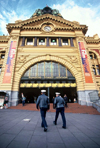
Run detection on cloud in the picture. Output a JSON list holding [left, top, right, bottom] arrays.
[[52, 0, 100, 37], [0, 10, 29, 35], [0, 20, 8, 35]]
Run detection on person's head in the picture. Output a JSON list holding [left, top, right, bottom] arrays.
[[55, 92, 60, 97], [41, 90, 46, 94]]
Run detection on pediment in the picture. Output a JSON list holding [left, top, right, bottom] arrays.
[[7, 14, 88, 34]]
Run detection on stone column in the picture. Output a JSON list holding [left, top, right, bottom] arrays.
[[21, 37, 25, 46], [46, 37, 49, 46], [58, 37, 62, 46], [34, 37, 37, 46], [70, 37, 74, 47]]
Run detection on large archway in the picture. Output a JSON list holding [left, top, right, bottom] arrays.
[[19, 61, 77, 103], [12, 55, 83, 106]]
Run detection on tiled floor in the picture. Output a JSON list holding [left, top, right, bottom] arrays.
[[0, 109, 100, 148]]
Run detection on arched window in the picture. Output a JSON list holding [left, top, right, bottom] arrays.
[[22, 61, 75, 79], [89, 52, 100, 75]]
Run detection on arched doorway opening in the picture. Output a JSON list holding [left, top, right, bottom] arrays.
[[19, 61, 77, 103]]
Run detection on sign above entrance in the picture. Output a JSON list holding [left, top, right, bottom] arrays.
[[78, 42, 93, 83], [20, 83, 76, 88]]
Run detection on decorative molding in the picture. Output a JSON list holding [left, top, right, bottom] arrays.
[[7, 14, 87, 34], [46, 54, 51, 61], [18, 48, 24, 52], [11, 35, 19, 40], [77, 37, 84, 42], [17, 55, 29, 63], [66, 55, 78, 63]]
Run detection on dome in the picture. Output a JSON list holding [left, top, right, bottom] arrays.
[[42, 7, 52, 14], [31, 6, 63, 18]]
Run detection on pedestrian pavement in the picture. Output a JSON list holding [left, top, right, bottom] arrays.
[[0, 109, 100, 148]]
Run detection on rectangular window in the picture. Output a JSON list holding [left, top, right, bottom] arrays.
[[27, 38, 33, 45], [62, 39, 68, 45], [39, 38, 45, 45], [51, 39, 57, 45], [1, 54, 5, 59]]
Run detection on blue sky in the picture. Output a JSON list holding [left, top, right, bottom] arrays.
[[0, 0, 100, 37]]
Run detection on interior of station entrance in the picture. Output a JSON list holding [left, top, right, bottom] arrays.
[[19, 87, 77, 103], [19, 61, 77, 103]]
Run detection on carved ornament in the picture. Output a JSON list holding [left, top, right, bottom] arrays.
[[17, 55, 29, 63], [66, 55, 78, 63]]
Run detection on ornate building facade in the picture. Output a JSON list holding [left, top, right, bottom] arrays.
[[0, 7, 100, 106]]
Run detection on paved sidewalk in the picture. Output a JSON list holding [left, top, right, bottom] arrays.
[[0, 109, 100, 148]]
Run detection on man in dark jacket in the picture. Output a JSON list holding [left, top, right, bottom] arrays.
[[36, 90, 50, 132], [53, 92, 66, 129], [63, 94, 68, 107]]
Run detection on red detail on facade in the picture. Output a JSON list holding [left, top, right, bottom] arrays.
[[92, 49, 100, 55]]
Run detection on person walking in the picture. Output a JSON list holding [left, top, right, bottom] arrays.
[[53, 92, 66, 129], [63, 94, 68, 107], [36, 90, 50, 132], [21, 93, 26, 106], [52, 96, 55, 109]]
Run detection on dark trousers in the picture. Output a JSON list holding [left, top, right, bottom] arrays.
[[55, 107, 66, 127], [40, 108, 48, 128], [22, 100, 25, 106], [65, 102, 68, 107]]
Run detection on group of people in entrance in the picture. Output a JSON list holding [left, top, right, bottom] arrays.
[[36, 90, 66, 132]]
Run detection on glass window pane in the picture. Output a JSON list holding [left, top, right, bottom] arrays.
[[23, 70, 29, 77], [93, 68, 96, 75], [60, 65, 66, 77], [67, 69, 74, 77], [27, 38, 33, 45], [90, 55, 93, 59], [45, 62, 51, 77], [30, 65, 37, 77], [97, 69, 100, 75], [52, 62, 59, 78], [38, 62, 44, 77]]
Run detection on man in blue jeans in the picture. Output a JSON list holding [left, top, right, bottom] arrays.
[[36, 90, 50, 132], [53, 92, 66, 129]]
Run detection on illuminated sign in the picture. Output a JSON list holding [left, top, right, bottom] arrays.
[[78, 42, 93, 83], [20, 83, 76, 88], [3, 41, 17, 83]]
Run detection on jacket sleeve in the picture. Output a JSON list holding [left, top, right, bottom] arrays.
[[36, 96, 40, 109]]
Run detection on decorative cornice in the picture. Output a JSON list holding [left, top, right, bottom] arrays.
[[85, 37, 100, 44], [6, 14, 88, 34], [0, 36, 9, 43]]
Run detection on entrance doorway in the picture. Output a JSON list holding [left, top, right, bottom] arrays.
[[19, 87, 77, 103], [19, 61, 77, 103]]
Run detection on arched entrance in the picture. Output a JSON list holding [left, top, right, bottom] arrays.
[[19, 61, 77, 103]]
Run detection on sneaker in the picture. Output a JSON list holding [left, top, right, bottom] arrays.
[[53, 121, 57, 125]]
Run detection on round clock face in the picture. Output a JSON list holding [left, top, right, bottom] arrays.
[[44, 26, 51, 32]]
